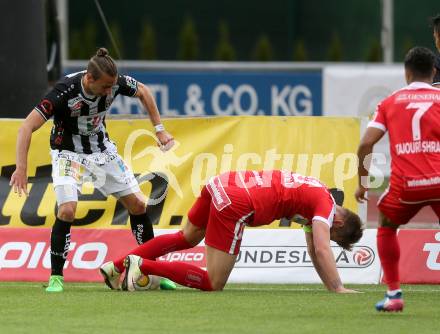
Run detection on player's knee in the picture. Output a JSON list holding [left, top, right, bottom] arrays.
[[57, 205, 76, 222], [207, 274, 227, 291], [209, 279, 226, 291], [182, 223, 205, 246], [128, 199, 146, 215]]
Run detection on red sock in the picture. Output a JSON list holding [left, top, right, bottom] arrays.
[[377, 227, 400, 290], [113, 231, 192, 273], [140, 258, 213, 291]]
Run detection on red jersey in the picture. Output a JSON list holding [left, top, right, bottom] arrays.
[[369, 82, 440, 201], [216, 170, 336, 227]]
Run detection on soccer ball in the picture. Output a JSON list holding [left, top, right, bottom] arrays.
[[133, 274, 160, 291]]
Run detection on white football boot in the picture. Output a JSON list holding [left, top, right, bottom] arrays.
[[99, 261, 121, 290], [122, 255, 143, 292]]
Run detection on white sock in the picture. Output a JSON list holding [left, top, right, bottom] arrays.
[[387, 289, 402, 296]]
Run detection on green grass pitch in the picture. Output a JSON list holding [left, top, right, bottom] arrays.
[[1, 283, 439, 334]]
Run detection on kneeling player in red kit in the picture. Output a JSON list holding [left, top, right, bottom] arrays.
[[101, 170, 363, 292]]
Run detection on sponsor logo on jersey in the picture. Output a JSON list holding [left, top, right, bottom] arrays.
[[67, 96, 83, 116], [207, 176, 232, 211], [125, 75, 138, 91]]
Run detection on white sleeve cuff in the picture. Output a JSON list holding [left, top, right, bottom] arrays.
[[367, 121, 386, 132], [312, 216, 331, 228], [34, 107, 49, 121]]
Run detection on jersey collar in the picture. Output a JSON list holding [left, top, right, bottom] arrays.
[[406, 81, 440, 90]]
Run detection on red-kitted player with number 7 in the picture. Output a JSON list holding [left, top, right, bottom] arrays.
[[355, 46, 440, 312]]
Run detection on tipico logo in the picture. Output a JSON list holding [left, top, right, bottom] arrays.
[[353, 247, 375, 267]]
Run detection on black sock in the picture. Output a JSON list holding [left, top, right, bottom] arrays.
[[50, 218, 72, 276], [130, 212, 154, 245]]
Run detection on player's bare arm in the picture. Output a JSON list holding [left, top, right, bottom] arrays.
[[310, 220, 357, 293], [9, 109, 46, 196], [355, 127, 385, 203], [305, 231, 331, 289], [135, 82, 174, 151]]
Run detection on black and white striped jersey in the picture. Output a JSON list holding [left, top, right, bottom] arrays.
[[35, 71, 138, 153]]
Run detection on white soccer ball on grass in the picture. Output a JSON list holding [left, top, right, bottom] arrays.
[[133, 274, 160, 291]]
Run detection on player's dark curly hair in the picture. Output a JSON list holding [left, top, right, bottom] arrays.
[[334, 208, 363, 251], [87, 47, 118, 80], [431, 14, 440, 34], [404, 46, 435, 80]]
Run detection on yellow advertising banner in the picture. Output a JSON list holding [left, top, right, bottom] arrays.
[[0, 116, 360, 229]]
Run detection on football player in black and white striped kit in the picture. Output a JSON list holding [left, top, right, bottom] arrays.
[[9, 48, 175, 292]]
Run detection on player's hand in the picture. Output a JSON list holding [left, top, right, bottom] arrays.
[[335, 287, 361, 293], [354, 186, 368, 203], [156, 131, 175, 152], [9, 168, 29, 197]]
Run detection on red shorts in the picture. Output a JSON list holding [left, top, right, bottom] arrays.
[[188, 177, 254, 255], [377, 185, 440, 225]]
